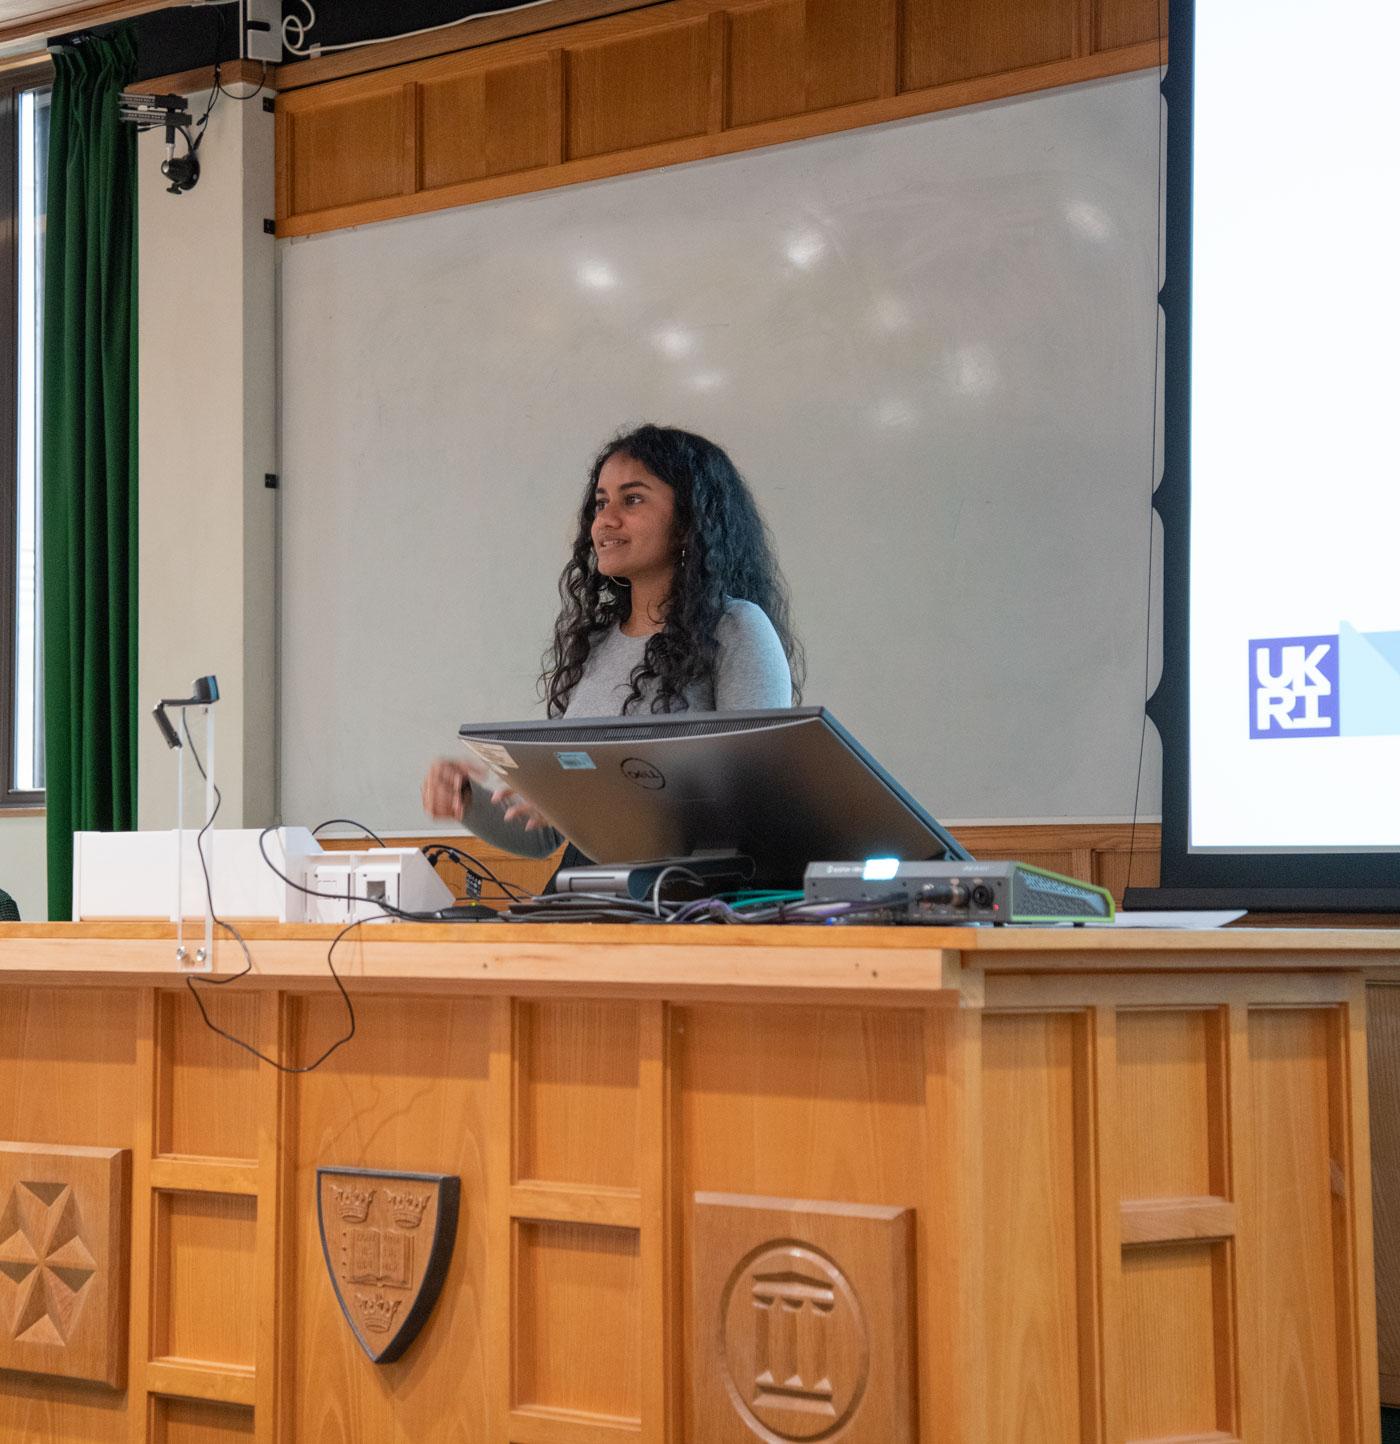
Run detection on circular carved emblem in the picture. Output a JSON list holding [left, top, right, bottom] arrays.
[[718, 1241, 869, 1443], [620, 758, 666, 790]]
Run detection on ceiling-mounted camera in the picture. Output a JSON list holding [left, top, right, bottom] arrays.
[[117, 91, 200, 194]]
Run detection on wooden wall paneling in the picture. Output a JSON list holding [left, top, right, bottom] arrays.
[[980, 1010, 1082, 1443], [287, 992, 494, 1441], [1114, 1006, 1239, 1439], [512, 1218, 643, 1425], [1092, 842, 1161, 905], [563, 13, 713, 159], [152, 1192, 258, 1370], [418, 53, 559, 193], [1116, 1009, 1218, 1201], [899, 0, 1077, 93], [507, 997, 646, 1437], [0, 982, 140, 1437], [677, 1004, 930, 1438], [283, 83, 413, 216], [1331, 980, 1383, 1440], [517, 1000, 640, 1190], [639, 1003, 679, 1442], [151, 1397, 254, 1442], [689, 1193, 916, 1442], [275, 0, 1167, 237], [922, 1003, 986, 1444], [1077, 1006, 1119, 1444], [1094, 0, 1166, 54], [1245, 1007, 1347, 1442], [724, 0, 892, 130], [254, 992, 288, 1444], [487, 997, 514, 1444], [1120, 1242, 1229, 1439], [156, 990, 260, 1163], [1368, 983, 1400, 1404], [129, 989, 158, 1444]]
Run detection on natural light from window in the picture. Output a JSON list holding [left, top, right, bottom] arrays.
[[15, 86, 47, 795]]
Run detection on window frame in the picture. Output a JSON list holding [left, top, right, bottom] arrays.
[[0, 58, 52, 811]]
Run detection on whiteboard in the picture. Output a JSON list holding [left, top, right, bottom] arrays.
[[278, 71, 1163, 835]]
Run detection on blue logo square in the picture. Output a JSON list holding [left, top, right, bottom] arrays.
[[1248, 634, 1339, 738]]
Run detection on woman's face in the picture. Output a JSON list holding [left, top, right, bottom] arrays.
[[591, 452, 679, 580]]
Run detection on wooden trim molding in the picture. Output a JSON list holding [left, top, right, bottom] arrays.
[[274, 0, 1167, 238]]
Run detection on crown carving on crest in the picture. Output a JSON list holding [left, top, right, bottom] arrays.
[[331, 1183, 376, 1223], [355, 1292, 401, 1334], [386, 1190, 429, 1229]]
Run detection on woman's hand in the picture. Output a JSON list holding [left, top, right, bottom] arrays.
[[489, 783, 552, 832], [421, 754, 490, 821]]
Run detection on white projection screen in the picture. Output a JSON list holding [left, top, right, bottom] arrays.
[[1153, 0, 1400, 901]]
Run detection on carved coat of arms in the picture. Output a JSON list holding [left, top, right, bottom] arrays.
[[316, 1167, 459, 1363]]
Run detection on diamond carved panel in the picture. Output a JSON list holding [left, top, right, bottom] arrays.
[[0, 1143, 130, 1387], [692, 1193, 915, 1444]]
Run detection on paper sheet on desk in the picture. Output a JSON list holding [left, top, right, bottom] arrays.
[[1100, 910, 1247, 929]]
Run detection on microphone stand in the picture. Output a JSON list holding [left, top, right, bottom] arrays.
[[153, 676, 219, 971]]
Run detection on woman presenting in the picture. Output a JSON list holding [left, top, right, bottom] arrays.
[[421, 423, 803, 860]]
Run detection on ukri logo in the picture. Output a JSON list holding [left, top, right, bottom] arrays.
[[1249, 634, 1339, 738]]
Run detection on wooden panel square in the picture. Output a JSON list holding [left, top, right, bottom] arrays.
[[1121, 1242, 1233, 1439], [154, 1193, 256, 1369], [0, 1143, 129, 1388], [728, 0, 887, 128], [1117, 1009, 1221, 1200], [1095, 0, 1166, 52], [157, 990, 258, 1162], [288, 87, 408, 216], [565, 19, 711, 160], [0, 989, 139, 1149], [154, 1397, 254, 1442], [1246, 1008, 1345, 1441], [517, 1000, 639, 1189], [420, 55, 556, 191], [513, 1220, 640, 1420], [900, 0, 1075, 91], [691, 1193, 914, 1443], [982, 1011, 1082, 1443]]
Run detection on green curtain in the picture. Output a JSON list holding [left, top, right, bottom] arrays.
[[42, 30, 139, 920]]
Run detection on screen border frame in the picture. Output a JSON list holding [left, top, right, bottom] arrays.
[[1150, 0, 1400, 892]]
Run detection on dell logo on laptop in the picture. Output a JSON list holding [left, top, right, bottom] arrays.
[[621, 758, 666, 790]]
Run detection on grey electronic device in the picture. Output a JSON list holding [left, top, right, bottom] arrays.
[[804, 859, 1115, 925], [457, 707, 971, 890]]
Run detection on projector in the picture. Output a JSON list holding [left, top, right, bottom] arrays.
[[803, 859, 1114, 925]]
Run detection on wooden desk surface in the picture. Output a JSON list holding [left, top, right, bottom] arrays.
[[1, 920, 1398, 999]]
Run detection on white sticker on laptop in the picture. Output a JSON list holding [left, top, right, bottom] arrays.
[[555, 751, 595, 770], [463, 741, 517, 771]]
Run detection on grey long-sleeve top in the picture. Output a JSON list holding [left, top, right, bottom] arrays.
[[459, 599, 792, 858]]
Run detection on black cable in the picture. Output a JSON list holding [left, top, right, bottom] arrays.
[[422, 843, 532, 902], [181, 710, 358, 1073], [312, 817, 389, 847], [1126, 0, 1168, 898]]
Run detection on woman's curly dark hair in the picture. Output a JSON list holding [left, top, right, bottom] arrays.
[[540, 424, 805, 716]]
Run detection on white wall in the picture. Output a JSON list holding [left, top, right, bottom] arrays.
[[278, 72, 1164, 834], [137, 84, 278, 832], [0, 815, 46, 919]]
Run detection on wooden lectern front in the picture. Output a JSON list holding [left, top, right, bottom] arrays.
[[0, 921, 1392, 1442]]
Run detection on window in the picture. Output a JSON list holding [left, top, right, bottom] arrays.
[[0, 70, 48, 808]]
